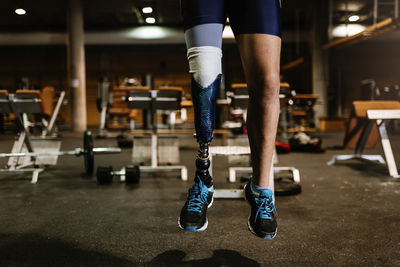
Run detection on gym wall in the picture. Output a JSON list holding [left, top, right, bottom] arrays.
[[1, 40, 397, 126]]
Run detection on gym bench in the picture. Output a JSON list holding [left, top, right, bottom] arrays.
[[328, 101, 400, 178]]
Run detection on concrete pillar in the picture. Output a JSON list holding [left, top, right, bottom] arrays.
[[67, 0, 87, 132], [311, 0, 328, 127]]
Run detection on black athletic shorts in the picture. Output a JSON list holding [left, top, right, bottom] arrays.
[[181, 0, 281, 37]]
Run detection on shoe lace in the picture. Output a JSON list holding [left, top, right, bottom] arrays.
[[255, 195, 277, 222], [187, 182, 208, 213]]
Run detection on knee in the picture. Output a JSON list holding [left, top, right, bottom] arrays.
[[248, 75, 280, 107]]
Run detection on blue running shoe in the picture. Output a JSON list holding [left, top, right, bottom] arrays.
[[178, 177, 213, 232], [244, 181, 277, 239]]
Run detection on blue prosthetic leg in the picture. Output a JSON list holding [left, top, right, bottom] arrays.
[[191, 75, 221, 187]]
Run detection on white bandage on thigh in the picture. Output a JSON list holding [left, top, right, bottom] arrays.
[[187, 46, 222, 88]]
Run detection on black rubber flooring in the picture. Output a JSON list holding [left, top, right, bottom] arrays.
[[0, 130, 399, 266]]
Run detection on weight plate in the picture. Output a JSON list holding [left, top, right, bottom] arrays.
[[274, 178, 301, 196], [125, 165, 140, 184], [84, 130, 94, 175], [97, 166, 113, 184]]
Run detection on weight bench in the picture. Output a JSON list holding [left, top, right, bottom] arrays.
[[328, 101, 400, 178], [0, 89, 66, 183], [107, 85, 151, 133], [13, 89, 66, 137], [158, 86, 185, 129], [0, 90, 45, 182], [127, 89, 188, 181]]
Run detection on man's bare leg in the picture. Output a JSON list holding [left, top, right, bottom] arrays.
[[236, 34, 281, 188], [236, 33, 281, 239]]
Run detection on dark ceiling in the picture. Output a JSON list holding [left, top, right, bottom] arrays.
[[0, 0, 183, 31], [0, 0, 389, 32]]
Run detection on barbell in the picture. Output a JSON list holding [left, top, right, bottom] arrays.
[[0, 131, 121, 175]]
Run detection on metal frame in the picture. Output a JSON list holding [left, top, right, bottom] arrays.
[[328, 109, 400, 178], [1, 92, 121, 183], [1, 93, 43, 182], [128, 90, 188, 181], [374, 0, 399, 25], [42, 91, 66, 137], [228, 166, 300, 184], [208, 146, 300, 199]]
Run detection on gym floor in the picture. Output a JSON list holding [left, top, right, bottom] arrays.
[[0, 131, 399, 266]]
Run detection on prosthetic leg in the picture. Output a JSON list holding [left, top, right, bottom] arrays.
[[178, 74, 221, 232], [192, 75, 221, 188], [178, 23, 223, 232]]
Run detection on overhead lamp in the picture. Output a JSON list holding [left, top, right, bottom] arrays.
[[142, 7, 153, 14], [348, 15, 360, 22], [15, 8, 26, 15], [222, 25, 234, 39], [128, 26, 168, 39], [332, 24, 366, 37], [146, 17, 156, 24]]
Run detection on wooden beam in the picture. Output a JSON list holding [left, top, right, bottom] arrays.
[[281, 57, 305, 71], [322, 18, 395, 50]]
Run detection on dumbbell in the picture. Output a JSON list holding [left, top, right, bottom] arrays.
[[97, 165, 140, 185]]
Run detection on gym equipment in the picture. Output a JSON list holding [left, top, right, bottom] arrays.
[[132, 135, 180, 165], [224, 83, 317, 133], [0, 131, 121, 182], [208, 146, 301, 198], [0, 90, 63, 176], [97, 78, 144, 138], [288, 94, 319, 129], [274, 177, 302, 196], [222, 83, 248, 131], [12, 89, 66, 137], [375, 85, 400, 100], [328, 101, 400, 178], [127, 87, 188, 180], [212, 82, 302, 197], [0, 88, 121, 183], [97, 77, 112, 138], [96, 165, 140, 185], [239, 176, 302, 196]]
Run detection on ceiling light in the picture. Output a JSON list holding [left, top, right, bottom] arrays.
[[332, 24, 366, 37], [15, 8, 26, 15], [128, 26, 168, 39], [222, 25, 234, 39], [348, 15, 360, 22], [142, 7, 153, 14], [146, 17, 156, 24]]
